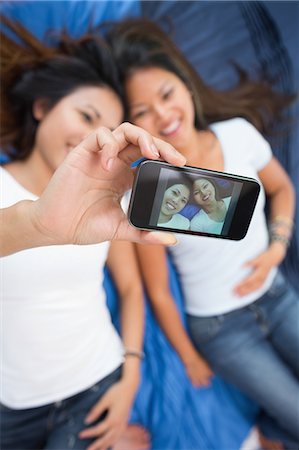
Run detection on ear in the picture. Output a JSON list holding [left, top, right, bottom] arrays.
[[32, 98, 50, 121]]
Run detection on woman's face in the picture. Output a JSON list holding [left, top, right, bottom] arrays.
[[193, 179, 216, 207], [125, 67, 196, 152], [161, 184, 190, 217], [33, 86, 123, 175]]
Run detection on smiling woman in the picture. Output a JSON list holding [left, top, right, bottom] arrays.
[[126, 67, 197, 156], [191, 177, 232, 234], [158, 182, 191, 229], [107, 18, 299, 448], [0, 16, 150, 450]]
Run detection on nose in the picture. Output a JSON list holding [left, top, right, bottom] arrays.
[[153, 102, 169, 120], [77, 124, 95, 143]]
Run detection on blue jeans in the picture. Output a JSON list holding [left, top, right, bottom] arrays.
[[187, 271, 299, 447], [0, 367, 121, 450]]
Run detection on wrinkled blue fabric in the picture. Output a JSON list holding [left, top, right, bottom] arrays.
[[1, 2, 297, 448], [104, 258, 258, 450], [0, 0, 140, 41], [142, 1, 299, 293]]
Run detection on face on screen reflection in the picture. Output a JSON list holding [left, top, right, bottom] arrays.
[[193, 178, 218, 208], [160, 184, 190, 217]]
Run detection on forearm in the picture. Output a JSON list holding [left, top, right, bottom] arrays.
[[120, 288, 144, 387], [269, 181, 295, 224], [151, 293, 199, 366], [268, 181, 295, 255], [0, 200, 50, 256]]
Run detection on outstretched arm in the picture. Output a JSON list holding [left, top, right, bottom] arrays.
[[0, 123, 185, 256], [136, 243, 213, 387]]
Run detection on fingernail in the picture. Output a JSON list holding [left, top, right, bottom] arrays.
[[106, 158, 114, 171], [153, 232, 178, 246], [84, 416, 92, 424], [151, 144, 160, 157]]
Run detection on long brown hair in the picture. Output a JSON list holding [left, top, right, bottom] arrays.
[[106, 18, 296, 134], [0, 15, 124, 161]]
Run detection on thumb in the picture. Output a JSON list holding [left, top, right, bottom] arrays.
[[141, 231, 178, 246], [243, 255, 261, 268], [115, 221, 178, 246]]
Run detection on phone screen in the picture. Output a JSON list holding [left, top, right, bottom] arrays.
[[128, 161, 260, 240]]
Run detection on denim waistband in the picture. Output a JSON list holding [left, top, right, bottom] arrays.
[[189, 271, 285, 323]]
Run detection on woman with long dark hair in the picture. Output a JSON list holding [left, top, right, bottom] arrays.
[[107, 18, 298, 447], [0, 17, 183, 450]]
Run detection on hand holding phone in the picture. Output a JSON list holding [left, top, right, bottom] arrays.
[[128, 161, 260, 240]]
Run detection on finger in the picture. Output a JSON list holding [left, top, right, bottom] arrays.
[[153, 135, 186, 166], [87, 429, 118, 450], [243, 256, 263, 268], [84, 397, 109, 425], [74, 126, 120, 172], [236, 268, 266, 289], [201, 379, 212, 387], [79, 419, 110, 439], [113, 122, 159, 158], [112, 123, 186, 167], [234, 274, 264, 296]]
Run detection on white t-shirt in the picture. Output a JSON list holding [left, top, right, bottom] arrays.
[[158, 213, 190, 230], [0, 167, 124, 408], [169, 118, 277, 316], [190, 197, 231, 234]]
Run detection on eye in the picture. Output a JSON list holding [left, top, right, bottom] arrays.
[[171, 189, 179, 196], [162, 88, 173, 100], [80, 111, 93, 124], [132, 110, 147, 120]]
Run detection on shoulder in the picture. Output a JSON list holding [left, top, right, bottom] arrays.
[[211, 118, 272, 167], [174, 213, 190, 229], [0, 165, 12, 183], [223, 196, 232, 207], [190, 209, 206, 223], [211, 117, 258, 135]]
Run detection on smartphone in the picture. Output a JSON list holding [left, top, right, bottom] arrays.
[[128, 160, 260, 240]]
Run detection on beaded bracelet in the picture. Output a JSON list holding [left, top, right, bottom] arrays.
[[270, 233, 290, 247], [124, 348, 145, 360], [270, 216, 294, 230]]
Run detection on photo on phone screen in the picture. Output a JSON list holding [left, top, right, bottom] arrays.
[[128, 160, 260, 240]]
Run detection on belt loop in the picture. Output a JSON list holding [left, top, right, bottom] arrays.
[[216, 314, 224, 324]]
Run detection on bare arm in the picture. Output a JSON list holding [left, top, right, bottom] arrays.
[[106, 240, 144, 388], [79, 240, 145, 449], [0, 123, 184, 256], [235, 156, 295, 296], [0, 200, 46, 256], [135, 243, 213, 386], [260, 156, 295, 229]]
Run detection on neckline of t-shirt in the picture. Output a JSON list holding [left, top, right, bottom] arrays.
[[1, 166, 38, 200]]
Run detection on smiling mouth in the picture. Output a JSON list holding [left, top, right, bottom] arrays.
[[202, 194, 210, 201], [165, 202, 177, 211], [160, 119, 181, 136]]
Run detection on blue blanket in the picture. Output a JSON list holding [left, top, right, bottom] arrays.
[[1, 2, 297, 448], [104, 257, 258, 450]]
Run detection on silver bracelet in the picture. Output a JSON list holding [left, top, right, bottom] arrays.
[[124, 348, 145, 360], [270, 233, 290, 247]]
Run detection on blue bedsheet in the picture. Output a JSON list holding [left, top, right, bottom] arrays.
[[1, 2, 297, 448], [142, 1, 299, 293], [104, 257, 258, 450]]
